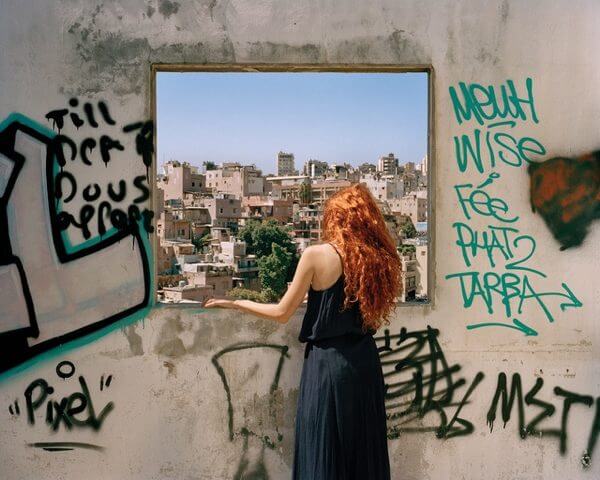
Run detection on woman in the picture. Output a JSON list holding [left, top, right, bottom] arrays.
[[204, 183, 401, 479]]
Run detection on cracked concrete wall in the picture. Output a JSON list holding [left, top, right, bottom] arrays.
[[0, 1, 599, 479]]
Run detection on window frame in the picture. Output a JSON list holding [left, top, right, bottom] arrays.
[[150, 63, 436, 308]]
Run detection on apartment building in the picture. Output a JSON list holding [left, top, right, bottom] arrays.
[[361, 173, 405, 201], [277, 151, 296, 176], [310, 179, 352, 206], [241, 196, 294, 222], [400, 251, 417, 302], [415, 244, 428, 298], [267, 175, 310, 202], [204, 162, 265, 198], [159, 160, 206, 201], [161, 283, 214, 303], [303, 159, 328, 178], [377, 153, 399, 175], [157, 211, 192, 241], [395, 191, 428, 224]]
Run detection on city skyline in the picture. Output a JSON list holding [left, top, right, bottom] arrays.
[[157, 71, 428, 174], [158, 151, 426, 176]]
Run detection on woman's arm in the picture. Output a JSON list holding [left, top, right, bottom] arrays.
[[203, 246, 317, 324]]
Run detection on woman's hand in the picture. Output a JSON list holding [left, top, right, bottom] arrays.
[[203, 298, 237, 309]]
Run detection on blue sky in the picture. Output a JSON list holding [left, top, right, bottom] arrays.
[[156, 71, 428, 175]]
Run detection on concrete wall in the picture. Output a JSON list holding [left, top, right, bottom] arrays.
[[1, 1, 599, 478]]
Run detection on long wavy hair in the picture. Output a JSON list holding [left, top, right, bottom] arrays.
[[321, 182, 402, 332]]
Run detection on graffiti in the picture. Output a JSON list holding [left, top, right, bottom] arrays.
[[376, 326, 484, 439], [45, 100, 153, 174], [45, 99, 154, 247], [45, 99, 115, 133], [487, 372, 600, 467], [449, 78, 539, 127], [453, 179, 519, 224], [445, 79, 582, 336], [376, 326, 599, 466], [528, 150, 600, 250], [449, 78, 544, 173], [100, 373, 113, 391], [26, 441, 104, 452], [122, 120, 154, 177], [8, 361, 113, 452], [212, 342, 289, 479], [0, 106, 152, 375]]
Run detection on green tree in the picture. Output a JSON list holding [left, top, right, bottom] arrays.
[[192, 233, 212, 252], [238, 219, 261, 253], [260, 287, 280, 303], [226, 287, 267, 302], [251, 219, 294, 257], [203, 161, 217, 171], [257, 243, 293, 297], [239, 218, 299, 284], [401, 220, 417, 239]]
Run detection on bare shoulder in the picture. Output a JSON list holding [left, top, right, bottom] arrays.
[[304, 243, 330, 256], [300, 244, 330, 264], [307, 243, 343, 268], [302, 245, 318, 254], [300, 245, 319, 262]]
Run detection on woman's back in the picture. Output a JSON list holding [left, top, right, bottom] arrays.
[[308, 242, 344, 291], [293, 241, 391, 480], [298, 242, 374, 344]]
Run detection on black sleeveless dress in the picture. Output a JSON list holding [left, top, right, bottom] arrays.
[[292, 243, 391, 480]]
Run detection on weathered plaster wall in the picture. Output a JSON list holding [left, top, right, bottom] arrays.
[[1, 1, 599, 479]]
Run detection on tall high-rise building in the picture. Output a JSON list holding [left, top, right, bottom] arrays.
[[277, 151, 296, 176], [377, 153, 399, 175]]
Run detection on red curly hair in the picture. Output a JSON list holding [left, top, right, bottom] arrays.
[[321, 182, 402, 332]]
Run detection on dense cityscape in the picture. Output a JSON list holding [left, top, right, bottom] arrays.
[[156, 152, 429, 304]]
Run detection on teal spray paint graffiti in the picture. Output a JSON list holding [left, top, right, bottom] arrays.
[[445, 78, 582, 336], [0, 106, 155, 381]]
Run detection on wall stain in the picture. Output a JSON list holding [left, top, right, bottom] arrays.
[[65, 21, 235, 96], [475, 47, 500, 66], [123, 324, 144, 356], [158, 0, 180, 19], [208, 0, 217, 21], [245, 41, 325, 63], [445, 24, 456, 65], [148, 309, 282, 359], [500, 0, 510, 25], [163, 360, 176, 376], [65, 10, 433, 97], [388, 29, 427, 63], [328, 30, 429, 63]]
